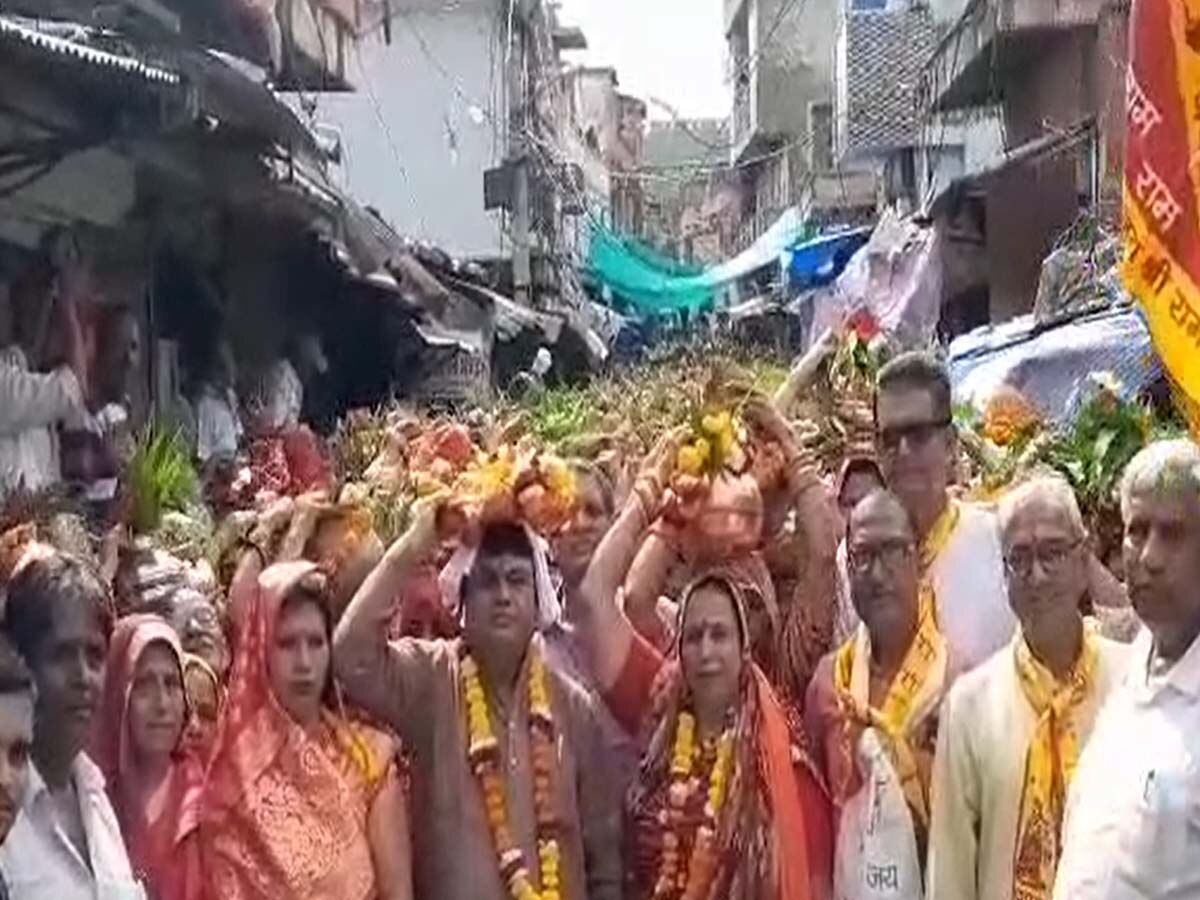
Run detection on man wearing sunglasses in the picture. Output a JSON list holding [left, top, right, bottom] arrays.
[[927, 476, 1129, 900], [868, 351, 1015, 672]]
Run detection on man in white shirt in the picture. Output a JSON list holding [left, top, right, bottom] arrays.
[[0, 637, 34, 900], [868, 352, 1014, 671], [0, 549, 143, 900], [0, 291, 89, 500], [927, 476, 1130, 900], [1053, 439, 1200, 900], [192, 338, 243, 465]]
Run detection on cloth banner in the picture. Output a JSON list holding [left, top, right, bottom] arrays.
[[1122, 0, 1200, 433]]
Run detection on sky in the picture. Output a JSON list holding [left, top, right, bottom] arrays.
[[555, 0, 731, 122]]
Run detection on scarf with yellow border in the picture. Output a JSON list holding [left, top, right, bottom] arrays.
[[1011, 623, 1099, 900]]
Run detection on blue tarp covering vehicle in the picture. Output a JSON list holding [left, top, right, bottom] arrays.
[[949, 304, 1163, 422]]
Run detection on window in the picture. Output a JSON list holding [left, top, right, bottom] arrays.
[[809, 102, 834, 172]]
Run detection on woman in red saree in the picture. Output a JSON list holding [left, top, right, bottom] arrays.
[[92, 614, 204, 900], [200, 560, 413, 900], [579, 432, 834, 900]]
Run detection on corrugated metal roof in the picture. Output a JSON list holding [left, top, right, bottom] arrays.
[[0, 15, 180, 84]]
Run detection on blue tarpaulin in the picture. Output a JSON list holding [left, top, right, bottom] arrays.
[[949, 304, 1162, 422], [784, 227, 872, 289]]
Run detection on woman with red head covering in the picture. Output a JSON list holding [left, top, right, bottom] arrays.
[[579, 432, 835, 900], [92, 614, 204, 900], [200, 561, 412, 900]]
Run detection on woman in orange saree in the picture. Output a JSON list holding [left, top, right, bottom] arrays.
[[200, 561, 413, 900], [579, 433, 835, 900], [91, 614, 204, 900]]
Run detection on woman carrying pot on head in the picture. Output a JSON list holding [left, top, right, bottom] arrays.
[[199, 562, 413, 900], [578, 430, 834, 900]]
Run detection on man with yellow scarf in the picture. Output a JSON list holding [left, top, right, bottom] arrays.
[[926, 476, 1130, 900], [806, 489, 949, 900]]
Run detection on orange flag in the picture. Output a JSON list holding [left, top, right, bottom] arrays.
[[1123, 0, 1200, 433]]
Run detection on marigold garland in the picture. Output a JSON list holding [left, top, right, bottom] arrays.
[[462, 646, 562, 900], [652, 710, 736, 900]]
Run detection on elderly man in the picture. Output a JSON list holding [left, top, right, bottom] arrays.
[[865, 352, 1014, 672], [334, 502, 622, 900], [927, 476, 1130, 900], [807, 489, 949, 900], [1053, 440, 1200, 899]]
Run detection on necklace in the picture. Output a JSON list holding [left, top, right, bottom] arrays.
[[652, 711, 736, 900], [461, 645, 562, 900]]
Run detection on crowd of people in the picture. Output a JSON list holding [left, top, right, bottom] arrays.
[[0, 336, 1197, 900]]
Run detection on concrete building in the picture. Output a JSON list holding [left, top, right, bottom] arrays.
[[725, 0, 876, 251], [640, 119, 743, 265], [315, 0, 595, 312], [924, 0, 1128, 323], [563, 67, 648, 237]]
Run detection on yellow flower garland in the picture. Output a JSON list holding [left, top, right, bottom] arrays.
[[462, 647, 562, 900], [653, 710, 737, 900]]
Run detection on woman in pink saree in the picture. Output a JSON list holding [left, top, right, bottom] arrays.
[[92, 614, 204, 900], [200, 561, 413, 900]]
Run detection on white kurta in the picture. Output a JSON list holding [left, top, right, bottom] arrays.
[[833, 624, 949, 900], [1052, 629, 1200, 900], [926, 633, 1131, 900]]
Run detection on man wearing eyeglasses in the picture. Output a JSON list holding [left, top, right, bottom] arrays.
[[926, 476, 1129, 900], [867, 352, 1015, 672], [806, 490, 949, 900], [1053, 440, 1200, 900]]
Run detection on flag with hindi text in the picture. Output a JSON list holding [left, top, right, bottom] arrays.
[[1123, 0, 1200, 433]]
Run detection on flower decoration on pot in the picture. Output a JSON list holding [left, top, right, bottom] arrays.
[[444, 445, 578, 539], [666, 409, 747, 523]]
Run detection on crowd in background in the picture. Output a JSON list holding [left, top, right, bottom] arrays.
[[0, 318, 1198, 900]]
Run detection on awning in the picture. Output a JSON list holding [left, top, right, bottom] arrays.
[[785, 228, 873, 289], [0, 15, 181, 85], [447, 277, 563, 344], [706, 206, 809, 284]]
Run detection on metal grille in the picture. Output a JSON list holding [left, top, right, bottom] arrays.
[[837, 5, 936, 160]]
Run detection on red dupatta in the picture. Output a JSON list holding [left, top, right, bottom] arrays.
[[199, 561, 387, 900], [626, 570, 833, 900], [91, 614, 204, 900]]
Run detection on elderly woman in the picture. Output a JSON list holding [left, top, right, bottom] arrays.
[[92, 615, 204, 900], [579, 433, 834, 900], [201, 562, 412, 900]]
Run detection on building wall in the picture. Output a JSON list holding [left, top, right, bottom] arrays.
[[1002, 29, 1093, 146], [984, 154, 1080, 321], [755, 0, 838, 148], [317, 1, 508, 259]]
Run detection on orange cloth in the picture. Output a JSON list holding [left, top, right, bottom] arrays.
[[609, 572, 833, 900], [1123, 0, 1200, 433], [200, 561, 393, 900]]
